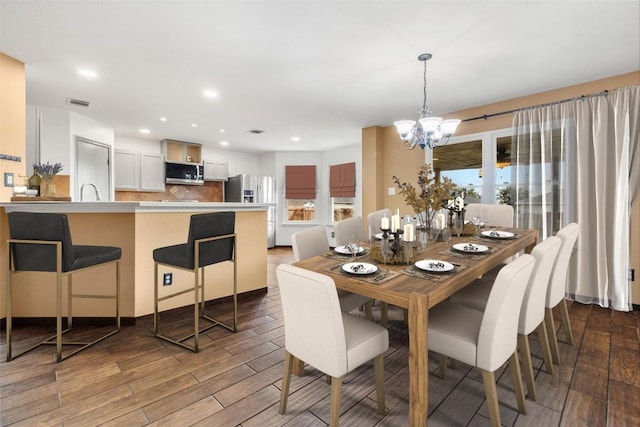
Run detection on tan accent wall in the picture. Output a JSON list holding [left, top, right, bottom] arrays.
[[0, 54, 26, 201], [362, 70, 640, 305], [0, 54, 26, 319]]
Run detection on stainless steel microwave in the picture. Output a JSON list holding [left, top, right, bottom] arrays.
[[165, 162, 204, 185]]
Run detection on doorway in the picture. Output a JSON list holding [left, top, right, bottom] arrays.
[[76, 137, 111, 201]]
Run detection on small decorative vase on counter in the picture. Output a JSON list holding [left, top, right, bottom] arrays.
[[28, 168, 41, 196], [40, 179, 56, 197]]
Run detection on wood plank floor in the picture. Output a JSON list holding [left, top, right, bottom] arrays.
[[1, 247, 639, 426]]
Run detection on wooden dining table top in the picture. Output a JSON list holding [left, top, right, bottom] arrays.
[[293, 227, 539, 310]]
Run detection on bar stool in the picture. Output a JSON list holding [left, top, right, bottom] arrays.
[[153, 212, 237, 352], [6, 212, 121, 362]]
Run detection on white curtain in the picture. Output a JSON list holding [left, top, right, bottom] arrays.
[[512, 86, 640, 311]]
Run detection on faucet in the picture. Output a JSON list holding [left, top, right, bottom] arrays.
[[80, 183, 102, 201]]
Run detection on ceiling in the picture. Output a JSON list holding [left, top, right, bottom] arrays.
[[1, 1, 638, 154]]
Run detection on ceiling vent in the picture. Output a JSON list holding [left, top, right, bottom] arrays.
[[67, 97, 90, 107], [247, 129, 265, 134]]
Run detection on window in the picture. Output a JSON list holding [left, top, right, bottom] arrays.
[[330, 162, 356, 222], [430, 128, 515, 204], [285, 165, 316, 222]]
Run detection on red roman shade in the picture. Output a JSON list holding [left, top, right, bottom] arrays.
[[285, 165, 316, 199], [330, 162, 356, 197]]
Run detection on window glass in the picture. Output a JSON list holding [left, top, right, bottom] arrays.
[[332, 197, 355, 222], [433, 139, 482, 200], [287, 200, 315, 221]]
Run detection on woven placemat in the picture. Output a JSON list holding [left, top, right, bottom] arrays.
[[322, 251, 369, 261], [325, 263, 401, 285], [472, 234, 520, 246], [402, 262, 468, 282]]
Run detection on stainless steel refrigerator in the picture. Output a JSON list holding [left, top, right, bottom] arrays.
[[225, 175, 276, 248]]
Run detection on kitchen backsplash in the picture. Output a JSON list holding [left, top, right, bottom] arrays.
[[115, 181, 223, 202]]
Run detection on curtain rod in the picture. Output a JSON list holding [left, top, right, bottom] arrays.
[[461, 89, 610, 123]]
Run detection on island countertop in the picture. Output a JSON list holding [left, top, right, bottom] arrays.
[[1, 201, 272, 213]]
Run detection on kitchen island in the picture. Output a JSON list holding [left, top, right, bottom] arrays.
[[0, 202, 269, 320]]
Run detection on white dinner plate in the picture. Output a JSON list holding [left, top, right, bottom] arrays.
[[481, 230, 515, 239], [374, 232, 395, 240], [453, 243, 490, 253], [341, 262, 378, 275], [334, 245, 366, 255], [415, 259, 455, 273]]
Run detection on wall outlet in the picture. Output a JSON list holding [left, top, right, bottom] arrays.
[[629, 269, 635, 282], [163, 273, 172, 286], [331, 231, 335, 238]]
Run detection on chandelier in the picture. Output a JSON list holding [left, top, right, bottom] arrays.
[[394, 53, 461, 150]]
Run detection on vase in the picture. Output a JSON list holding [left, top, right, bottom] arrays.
[[41, 180, 56, 197], [28, 168, 41, 196]]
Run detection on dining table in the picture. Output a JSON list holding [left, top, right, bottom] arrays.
[[292, 227, 538, 427]]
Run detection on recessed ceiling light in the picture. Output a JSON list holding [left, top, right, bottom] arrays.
[[291, 136, 300, 142], [203, 90, 218, 98], [219, 129, 225, 133], [77, 69, 97, 78], [220, 141, 229, 146], [139, 128, 150, 134], [159, 117, 167, 122], [191, 123, 198, 127]]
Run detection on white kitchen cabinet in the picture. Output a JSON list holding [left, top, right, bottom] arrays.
[[115, 149, 165, 191], [140, 153, 165, 191], [204, 159, 228, 181], [114, 149, 139, 190]]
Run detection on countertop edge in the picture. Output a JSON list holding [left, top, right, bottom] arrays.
[[1, 201, 272, 213]]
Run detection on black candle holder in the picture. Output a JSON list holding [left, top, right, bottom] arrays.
[[390, 230, 404, 257]]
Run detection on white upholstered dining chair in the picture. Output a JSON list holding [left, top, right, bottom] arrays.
[[545, 222, 580, 364], [333, 216, 368, 247], [276, 264, 388, 427], [465, 203, 514, 227], [290, 226, 370, 313], [450, 236, 562, 400], [428, 254, 535, 427]]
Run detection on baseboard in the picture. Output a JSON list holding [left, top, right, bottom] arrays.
[[0, 287, 269, 327]]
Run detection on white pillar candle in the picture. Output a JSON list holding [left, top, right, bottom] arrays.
[[381, 216, 389, 230], [392, 214, 400, 232], [403, 223, 414, 241]]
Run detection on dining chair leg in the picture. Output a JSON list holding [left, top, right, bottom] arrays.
[[509, 351, 527, 415], [279, 351, 294, 415], [536, 322, 555, 375], [330, 376, 343, 427], [559, 299, 574, 345], [438, 354, 448, 379], [374, 354, 386, 415], [518, 334, 537, 401], [545, 307, 561, 365], [480, 369, 501, 427]]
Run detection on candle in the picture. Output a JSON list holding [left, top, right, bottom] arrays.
[[404, 223, 414, 241], [392, 214, 400, 232], [381, 216, 389, 230], [455, 196, 464, 210], [447, 199, 454, 209], [437, 213, 446, 229]]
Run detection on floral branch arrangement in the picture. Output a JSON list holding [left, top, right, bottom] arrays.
[[33, 162, 63, 181], [392, 164, 456, 230]]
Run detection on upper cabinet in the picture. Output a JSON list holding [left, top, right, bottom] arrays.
[[204, 159, 228, 181], [162, 139, 202, 164], [114, 149, 165, 191]]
